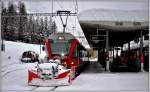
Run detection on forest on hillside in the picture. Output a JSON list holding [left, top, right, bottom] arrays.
[[1, 1, 56, 44]]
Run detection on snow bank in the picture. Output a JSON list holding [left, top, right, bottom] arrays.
[[1, 41, 41, 67], [1, 41, 41, 90]]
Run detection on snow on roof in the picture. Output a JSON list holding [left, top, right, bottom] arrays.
[[78, 9, 148, 22]]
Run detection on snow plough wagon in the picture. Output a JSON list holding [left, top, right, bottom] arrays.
[[28, 11, 85, 86]]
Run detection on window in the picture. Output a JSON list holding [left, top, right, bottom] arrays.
[[133, 22, 141, 26], [115, 22, 123, 26], [50, 41, 71, 56]]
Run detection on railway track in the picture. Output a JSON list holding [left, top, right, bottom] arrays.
[[30, 86, 58, 91], [2, 62, 19, 68], [50, 86, 58, 91], [2, 68, 25, 78]]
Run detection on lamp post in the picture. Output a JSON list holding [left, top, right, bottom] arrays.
[[140, 30, 144, 72], [40, 33, 42, 54], [106, 30, 109, 71], [0, 2, 1, 51], [1, 4, 5, 52]]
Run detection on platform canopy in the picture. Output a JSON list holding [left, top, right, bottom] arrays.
[[78, 9, 149, 47]]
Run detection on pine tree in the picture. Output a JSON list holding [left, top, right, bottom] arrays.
[[1, 1, 8, 40], [46, 16, 53, 36], [51, 21, 56, 33], [35, 16, 40, 34], [40, 17, 44, 35], [27, 15, 33, 43], [18, 1, 27, 41], [44, 16, 48, 35], [7, 1, 18, 41]]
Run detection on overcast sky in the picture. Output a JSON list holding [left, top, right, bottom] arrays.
[[2, 0, 149, 13]]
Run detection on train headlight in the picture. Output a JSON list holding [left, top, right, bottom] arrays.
[[71, 62, 74, 65], [58, 36, 65, 40], [63, 62, 67, 67], [61, 52, 65, 56]]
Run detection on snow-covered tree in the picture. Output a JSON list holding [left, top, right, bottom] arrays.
[[7, 1, 18, 41], [1, 2, 8, 40], [18, 1, 27, 41]]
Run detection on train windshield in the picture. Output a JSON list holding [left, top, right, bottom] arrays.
[[51, 41, 71, 56]]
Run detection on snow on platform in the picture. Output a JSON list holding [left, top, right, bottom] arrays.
[[56, 72, 149, 90]]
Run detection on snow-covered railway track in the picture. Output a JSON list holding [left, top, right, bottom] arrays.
[[50, 86, 58, 91], [2, 68, 25, 78], [30, 86, 58, 91], [30, 86, 39, 91], [2, 62, 19, 68], [2, 63, 36, 75], [2, 64, 23, 72]]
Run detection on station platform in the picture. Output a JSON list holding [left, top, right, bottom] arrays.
[[83, 61, 105, 73]]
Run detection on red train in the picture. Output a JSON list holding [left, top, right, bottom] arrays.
[[44, 32, 79, 69], [28, 32, 83, 86]]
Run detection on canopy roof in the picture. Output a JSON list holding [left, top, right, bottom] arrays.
[[79, 9, 148, 22], [78, 9, 149, 47]]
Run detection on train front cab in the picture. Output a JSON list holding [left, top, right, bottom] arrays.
[[44, 33, 88, 77]]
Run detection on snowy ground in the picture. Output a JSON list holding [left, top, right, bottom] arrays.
[[56, 72, 148, 90], [1, 41, 149, 91], [1, 41, 41, 91]]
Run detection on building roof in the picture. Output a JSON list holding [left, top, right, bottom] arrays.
[[79, 9, 149, 47], [79, 9, 148, 22]]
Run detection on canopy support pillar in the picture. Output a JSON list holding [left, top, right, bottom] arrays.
[[128, 42, 130, 51], [106, 31, 109, 71], [140, 31, 144, 72]]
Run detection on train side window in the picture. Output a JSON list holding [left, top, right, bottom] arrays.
[[72, 47, 77, 57], [68, 39, 73, 43], [115, 22, 123, 26], [133, 22, 141, 26], [48, 39, 54, 43]]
